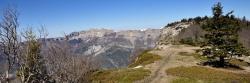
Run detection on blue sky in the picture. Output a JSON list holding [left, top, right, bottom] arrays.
[[0, 0, 250, 37]]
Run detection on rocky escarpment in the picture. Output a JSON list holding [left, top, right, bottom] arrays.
[[46, 28, 161, 68], [157, 22, 194, 47]]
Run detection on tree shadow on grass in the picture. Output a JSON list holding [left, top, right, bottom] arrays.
[[198, 60, 247, 70]]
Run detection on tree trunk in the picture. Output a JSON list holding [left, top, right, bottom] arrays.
[[219, 56, 225, 67], [6, 70, 9, 83]]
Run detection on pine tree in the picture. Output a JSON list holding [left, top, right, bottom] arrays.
[[243, 16, 246, 22], [201, 2, 249, 67]]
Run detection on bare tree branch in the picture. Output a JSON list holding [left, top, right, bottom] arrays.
[[0, 6, 19, 83]]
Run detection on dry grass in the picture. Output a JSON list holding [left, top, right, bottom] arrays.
[[129, 50, 162, 67], [166, 66, 250, 83], [172, 78, 199, 83], [178, 52, 207, 61], [229, 58, 250, 67], [91, 68, 150, 83]]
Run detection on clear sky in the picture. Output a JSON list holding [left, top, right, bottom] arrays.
[[0, 0, 249, 37]]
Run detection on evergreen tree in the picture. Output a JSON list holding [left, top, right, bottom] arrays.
[[201, 2, 249, 67], [194, 16, 202, 23], [243, 16, 246, 22]]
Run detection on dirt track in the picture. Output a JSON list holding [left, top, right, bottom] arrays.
[[136, 45, 199, 83]]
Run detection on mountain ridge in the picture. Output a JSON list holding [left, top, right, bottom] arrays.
[[43, 28, 161, 68]]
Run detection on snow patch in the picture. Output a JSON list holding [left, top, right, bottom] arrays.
[[133, 65, 143, 69]]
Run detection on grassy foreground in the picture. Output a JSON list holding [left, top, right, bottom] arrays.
[[129, 50, 162, 67], [91, 68, 150, 83], [166, 66, 250, 83], [229, 58, 250, 67], [178, 52, 250, 67]]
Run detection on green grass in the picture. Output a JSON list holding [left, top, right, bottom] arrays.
[[91, 68, 151, 83], [166, 66, 250, 83], [129, 50, 162, 67], [178, 52, 207, 61]]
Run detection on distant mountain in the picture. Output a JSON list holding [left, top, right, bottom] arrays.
[[45, 28, 161, 68]]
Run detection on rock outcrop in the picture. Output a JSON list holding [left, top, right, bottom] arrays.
[[157, 22, 193, 46]]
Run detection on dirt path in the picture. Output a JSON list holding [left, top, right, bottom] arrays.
[[136, 45, 200, 83], [136, 45, 250, 83], [148, 48, 175, 83]]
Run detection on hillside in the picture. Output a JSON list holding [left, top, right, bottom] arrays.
[[91, 44, 250, 83], [158, 18, 250, 49]]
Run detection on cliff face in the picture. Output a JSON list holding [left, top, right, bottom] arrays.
[[157, 22, 193, 46], [47, 28, 161, 68]]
